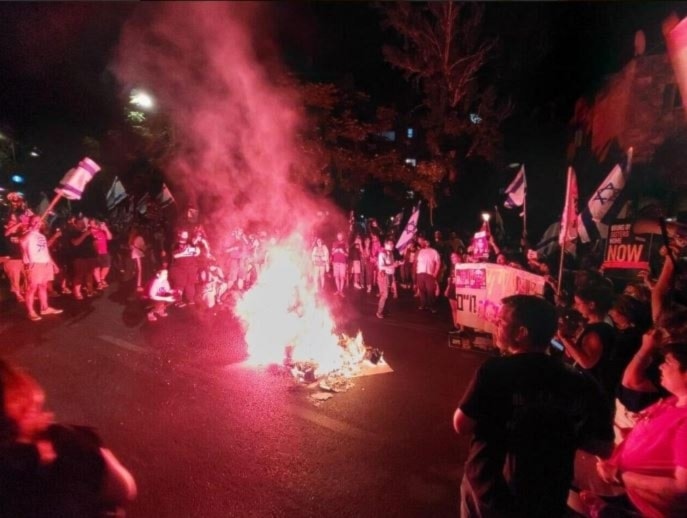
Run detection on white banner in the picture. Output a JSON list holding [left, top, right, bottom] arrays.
[[453, 263, 546, 333]]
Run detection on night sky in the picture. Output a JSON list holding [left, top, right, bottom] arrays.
[[1, 2, 685, 237]]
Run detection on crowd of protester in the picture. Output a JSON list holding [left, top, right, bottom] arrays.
[[4, 189, 687, 516]]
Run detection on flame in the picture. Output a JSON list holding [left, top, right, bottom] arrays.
[[235, 234, 364, 377]]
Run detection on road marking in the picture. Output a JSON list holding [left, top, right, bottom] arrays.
[[290, 405, 384, 444], [98, 335, 150, 355]]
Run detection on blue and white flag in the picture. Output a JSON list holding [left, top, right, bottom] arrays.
[[55, 157, 101, 200], [577, 153, 631, 243], [395, 204, 420, 252], [503, 165, 526, 210], [157, 183, 175, 208], [106, 176, 128, 211]]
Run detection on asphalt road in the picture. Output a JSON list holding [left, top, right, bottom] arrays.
[[0, 283, 491, 517]]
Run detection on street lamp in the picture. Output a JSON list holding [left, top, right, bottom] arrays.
[[129, 89, 155, 110]]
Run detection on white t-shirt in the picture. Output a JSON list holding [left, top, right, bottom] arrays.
[[21, 229, 51, 264], [148, 276, 173, 301], [416, 247, 440, 276]]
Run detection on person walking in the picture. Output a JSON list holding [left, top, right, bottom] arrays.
[[415, 235, 441, 313], [376, 239, 400, 319]]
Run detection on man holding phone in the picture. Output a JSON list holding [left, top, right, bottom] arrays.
[[453, 295, 614, 517]]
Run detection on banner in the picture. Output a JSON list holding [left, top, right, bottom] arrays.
[[603, 221, 651, 270], [453, 264, 545, 333]]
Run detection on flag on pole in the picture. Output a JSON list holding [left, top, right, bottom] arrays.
[[136, 193, 151, 214], [559, 167, 579, 246], [577, 151, 632, 243], [54, 157, 101, 200], [535, 221, 561, 259], [157, 183, 175, 208], [395, 204, 420, 252], [503, 165, 526, 210], [106, 176, 128, 211]]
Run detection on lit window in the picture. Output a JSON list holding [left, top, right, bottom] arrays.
[[405, 158, 417, 167], [407, 127, 414, 138]]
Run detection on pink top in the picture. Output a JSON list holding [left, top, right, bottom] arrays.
[[616, 397, 687, 517], [92, 229, 109, 254]]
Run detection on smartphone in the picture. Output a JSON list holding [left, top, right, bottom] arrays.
[[550, 338, 565, 352]]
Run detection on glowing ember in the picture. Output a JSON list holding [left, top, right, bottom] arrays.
[[235, 234, 366, 378]]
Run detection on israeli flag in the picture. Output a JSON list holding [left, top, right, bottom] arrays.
[[55, 157, 101, 200], [577, 155, 631, 243], [157, 183, 175, 208], [106, 176, 128, 210], [395, 204, 420, 252], [504, 165, 526, 209]]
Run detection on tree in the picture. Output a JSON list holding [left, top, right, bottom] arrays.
[[291, 79, 440, 208], [380, 2, 512, 200]]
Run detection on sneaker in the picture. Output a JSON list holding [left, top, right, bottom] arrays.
[[366, 287, 372, 294], [176, 302, 187, 308], [74, 294, 84, 301], [28, 313, 42, 321], [376, 312, 384, 319], [354, 284, 363, 290], [62, 287, 72, 295], [136, 286, 144, 293], [41, 307, 63, 316], [157, 311, 169, 317], [147, 313, 157, 322], [100, 281, 109, 288], [14, 293, 25, 303], [430, 308, 438, 314]]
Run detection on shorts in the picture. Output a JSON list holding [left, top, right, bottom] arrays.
[[350, 260, 361, 274], [332, 262, 347, 277], [97, 253, 111, 268], [27, 262, 54, 286]]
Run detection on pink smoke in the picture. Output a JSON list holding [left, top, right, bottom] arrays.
[[112, 2, 333, 235]]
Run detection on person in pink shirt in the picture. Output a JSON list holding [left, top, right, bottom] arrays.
[[591, 342, 687, 517], [90, 218, 112, 290]]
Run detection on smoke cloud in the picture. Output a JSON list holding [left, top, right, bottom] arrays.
[[112, 2, 332, 236]]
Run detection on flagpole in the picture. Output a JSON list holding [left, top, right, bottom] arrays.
[[557, 167, 572, 297], [523, 190, 528, 241], [39, 193, 63, 223]]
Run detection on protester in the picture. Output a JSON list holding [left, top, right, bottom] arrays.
[[0, 360, 137, 516], [454, 295, 614, 518], [198, 261, 228, 310], [557, 283, 617, 402], [169, 229, 200, 307], [311, 237, 330, 292], [415, 235, 441, 313], [330, 231, 348, 297], [376, 239, 400, 319], [70, 217, 98, 300], [2, 192, 32, 303], [20, 216, 63, 322], [586, 342, 687, 518], [349, 235, 363, 290], [147, 268, 178, 321], [91, 218, 113, 290], [128, 225, 147, 293]]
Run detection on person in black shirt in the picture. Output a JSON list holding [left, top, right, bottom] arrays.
[[454, 295, 614, 518]]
